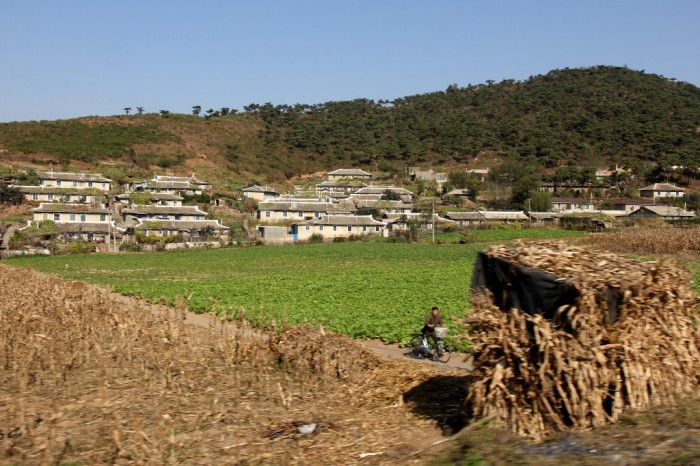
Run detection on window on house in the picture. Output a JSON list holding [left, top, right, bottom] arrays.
[[332, 226, 337, 231], [54, 213, 60, 221], [362, 226, 367, 232], [314, 211, 321, 218], [48, 194, 54, 200], [265, 211, 271, 217], [56, 181, 62, 187], [347, 226, 352, 232], [283, 211, 288, 217], [319, 225, 324, 231], [80, 214, 86, 222], [375, 226, 380, 232], [102, 183, 107, 189], [32, 194, 38, 200], [88, 181, 93, 187], [70, 214, 76, 221], [100, 214, 106, 221], [298, 211, 303, 217], [305, 226, 310, 231], [175, 215, 182, 220], [73, 181, 78, 187]]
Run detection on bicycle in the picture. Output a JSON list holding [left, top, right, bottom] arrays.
[[408, 327, 451, 363]]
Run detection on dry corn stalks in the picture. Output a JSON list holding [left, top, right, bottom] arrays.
[[466, 241, 700, 440]]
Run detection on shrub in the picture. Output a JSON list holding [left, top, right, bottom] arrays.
[[308, 233, 324, 243], [63, 241, 97, 255]]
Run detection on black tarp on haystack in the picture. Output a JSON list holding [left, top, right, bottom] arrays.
[[471, 251, 579, 320]]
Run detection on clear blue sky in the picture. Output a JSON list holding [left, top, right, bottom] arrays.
[[1, 0, 698, 122]]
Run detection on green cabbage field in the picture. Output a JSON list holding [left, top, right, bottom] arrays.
[[7, 230, 587, 344]]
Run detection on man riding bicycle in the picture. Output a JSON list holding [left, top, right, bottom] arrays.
[[422, 306, 444, 355]]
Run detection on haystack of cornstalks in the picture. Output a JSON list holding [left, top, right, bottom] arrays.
[[467, 240, 700, 441]]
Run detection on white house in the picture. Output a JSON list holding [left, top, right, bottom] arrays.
[[121, 205, 208, 226], [15, 186, 102, 204], [243, 185, 281, 201], [551, 197, 596, 212], [327, 168, 372, 181], [39, 171, 112, 191], [257, 200, 353, 222], [114, 192, 184, 207], [639, 183, 685, 199], [290, 215, 386, 241], [133, 219, 229, 241]]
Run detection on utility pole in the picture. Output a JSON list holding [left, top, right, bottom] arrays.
[[432, 201, 435, 244]]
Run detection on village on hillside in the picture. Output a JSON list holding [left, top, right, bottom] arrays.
[[0, 163, 696, 255]]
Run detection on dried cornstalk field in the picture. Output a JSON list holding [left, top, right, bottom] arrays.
[[583, 225, 700, 255], [466, 240, 700, 441], [0, 264, 466, 465]]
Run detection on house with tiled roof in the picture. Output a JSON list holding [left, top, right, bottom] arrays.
[[327, 168, 372, 180], [445, 211, 485, 226], [29, 203, 114, 242], [134, 219, 229, 241], [638, 183, 685, 199], [608, 198, 655, 213], [257, 199, 354, 223], [290, 215, 386, 241], [39, 171, 112, 191], [627, 205, 695, 220], [121, 205, 208, 226], [315, 180, 367, 196], [115, 192, 184, 207], [243, 185, 281, 201], [551, 197, 596, 212], [15, 186, 104, 204]]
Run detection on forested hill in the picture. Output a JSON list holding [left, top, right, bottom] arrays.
[[1, 66, 699, 184]]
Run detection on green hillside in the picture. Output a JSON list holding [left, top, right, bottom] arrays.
[[1, 66, 699, 187]]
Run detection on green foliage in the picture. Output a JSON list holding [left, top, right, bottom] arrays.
[[381, 189, 402, 201], [528, 191, 552, 212], [0, 184, 23, 205], [181, 193, 211, 205], [135, 233, 183, 244], [63, 241, 97, 255], [7, 229, 589, 344], [129, 192, 153, 205], [0, 119, 179, 163]]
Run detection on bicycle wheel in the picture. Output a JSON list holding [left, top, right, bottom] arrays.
[[409, 335, 425, 358], [433, 340, 451, 363]]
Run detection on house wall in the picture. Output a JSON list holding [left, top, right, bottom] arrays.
[[294, 223, 385, 241], [41, 179, 110, 191], [35, 212, 110, 223], [258, 210, 324, 222], [640, 190, 685, 199], [25, 193, 97, 203]]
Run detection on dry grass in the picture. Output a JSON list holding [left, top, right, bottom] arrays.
[[465, 241, 700, 441], [583, 225, 700, 255], [0, 263, 466, 465]]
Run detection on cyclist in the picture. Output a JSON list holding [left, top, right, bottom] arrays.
[[421, 306, 444, 356]]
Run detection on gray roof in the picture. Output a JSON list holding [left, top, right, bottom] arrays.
[[479, 211, 529, 220], [123, 205, 207, 215], [32, 203, 110, 214], [116, 192, 183, 201], [552, 197, 595, 204], [134, 220, 229, 230], [384, 213, 452, 223], [56, 223, 111, 233], [39, 171, 111, 183], [639, 183, 685, 192], [243, 185, 279, 194], [633, 206, 695, 218], [354, 200, 413, 209], [154, 175, 210, 185], [16, 186, 99, 195], [316, 180, 367, 188], [327, 168, 372, 177], [446, 212, 484, 221], [298, 215, 385, 226], [354, 186, 413, 196], [258, 201, 350, 213]]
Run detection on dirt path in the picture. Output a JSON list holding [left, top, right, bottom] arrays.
[[105, 289, 473, 371]]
